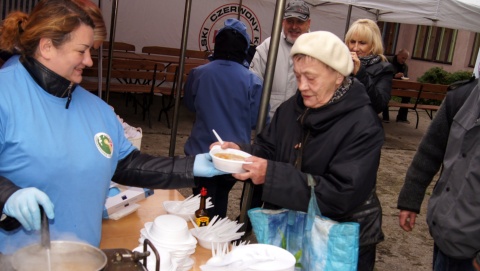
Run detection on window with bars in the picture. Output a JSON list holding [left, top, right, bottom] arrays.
[[469, 33, 480, 68], [378, 21, 400, 56], [412, 25, 457, 64], [1, 0, 40, 21]]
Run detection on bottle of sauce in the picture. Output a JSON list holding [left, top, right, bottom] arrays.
[[195, 187, 209, 227]]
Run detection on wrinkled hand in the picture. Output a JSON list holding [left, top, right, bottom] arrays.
[[3, 188, 54, 231], [399, 210, 417, 232], [232, 156, 267, 185], [194, 153, 228, 177]]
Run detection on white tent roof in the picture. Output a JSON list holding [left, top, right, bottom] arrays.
[[303, 0, 480, 33]]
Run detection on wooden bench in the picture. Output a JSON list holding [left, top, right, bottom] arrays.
[[387, 80, 448, 128], [415, 83, 449, 121]]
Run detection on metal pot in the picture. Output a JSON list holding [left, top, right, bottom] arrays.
[[11, 240, 107, 271]]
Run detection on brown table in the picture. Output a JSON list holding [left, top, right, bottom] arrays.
[[100, 189, 212, 271]]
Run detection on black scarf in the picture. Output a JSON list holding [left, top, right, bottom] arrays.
[[359, 55, 382, 67]]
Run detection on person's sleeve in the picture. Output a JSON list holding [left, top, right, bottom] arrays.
[[0, 176, 22, 230], [112, 150, 197, 189], [404, 64, 409, 78], [249, 42, 267, 81], [397, 101, 449, 213], [249, 74, 264, 129], [355, 63, 393, 113]]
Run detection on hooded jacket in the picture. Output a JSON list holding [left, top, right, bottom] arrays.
[[241, 78, 385, 246]]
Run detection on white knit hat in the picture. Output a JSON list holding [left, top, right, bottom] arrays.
[[290, 31, 353, 76]]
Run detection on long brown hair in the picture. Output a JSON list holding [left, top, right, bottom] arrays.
[[0, 0, 94, 57]]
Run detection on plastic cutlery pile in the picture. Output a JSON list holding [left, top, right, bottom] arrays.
[[190, 215, 245, 242], [170, 194, 214, 213]]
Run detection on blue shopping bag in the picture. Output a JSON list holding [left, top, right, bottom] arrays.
[[248, 174, 359, 271]]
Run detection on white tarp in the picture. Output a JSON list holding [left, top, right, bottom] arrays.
[[100, 0, 480, 52], [306, 0, 480, 33]]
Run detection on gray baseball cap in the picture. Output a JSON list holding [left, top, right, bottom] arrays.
[[284, 1, 310, 21]]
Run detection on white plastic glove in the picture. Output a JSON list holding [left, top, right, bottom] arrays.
[[193, 153, 227, 177], [3, 188, 54, 231]]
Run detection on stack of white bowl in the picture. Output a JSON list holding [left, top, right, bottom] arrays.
[[139, 214, 197, 271]]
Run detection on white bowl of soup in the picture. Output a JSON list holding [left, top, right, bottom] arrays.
[[209, 146, 252, 173]]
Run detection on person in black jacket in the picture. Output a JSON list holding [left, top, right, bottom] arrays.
[[397, 77, 480, 271], [383, 49, 410, 123], [345, 19, 394, 115], [219, 31, 384, 271]]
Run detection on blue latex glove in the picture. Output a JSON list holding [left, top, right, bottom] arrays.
[[193, 153, 227, 177], [3, 188, 54, 231]]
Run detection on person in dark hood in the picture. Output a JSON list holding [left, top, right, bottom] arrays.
[[183, 18, 264, 219], [217, 31, 385, 271]]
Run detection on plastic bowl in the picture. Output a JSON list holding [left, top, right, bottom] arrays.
[[209, 146, 252, 173], [190, 228, 229, 250], [147, 215, 189, 243]]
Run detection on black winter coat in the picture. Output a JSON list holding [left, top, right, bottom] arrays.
[[355, 60, 394, 113], [242, 78, 385, 246]]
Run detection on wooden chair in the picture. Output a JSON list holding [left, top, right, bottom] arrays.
[[81, 59, 164, 128], [156, 63, 199, 128], [142, 45, 210, 59], [387, 80, 423, 128]]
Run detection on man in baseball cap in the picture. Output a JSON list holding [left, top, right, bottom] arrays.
[[284, 0, 310, 22]]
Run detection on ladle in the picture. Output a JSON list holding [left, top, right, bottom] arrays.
[[40, 206, 50, 249]]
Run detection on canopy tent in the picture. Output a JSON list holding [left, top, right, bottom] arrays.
[[303, 0, 480, 33]]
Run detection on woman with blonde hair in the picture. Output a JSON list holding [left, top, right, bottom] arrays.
[[345, 18, 393, 114]]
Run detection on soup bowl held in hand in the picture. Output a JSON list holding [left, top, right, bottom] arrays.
[[209, 145, 252, 174]]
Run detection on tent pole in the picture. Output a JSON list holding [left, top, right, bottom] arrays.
[[237, 0, 243, 20], [238, 0, 287, 236], [168, 0, 192, 157], [344, 4, 352, 37], [105, 0, 119, 103]]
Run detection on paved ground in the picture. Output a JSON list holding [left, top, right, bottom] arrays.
[[111, 93, 436, 270]]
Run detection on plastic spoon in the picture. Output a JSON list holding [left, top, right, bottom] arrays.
[[212, 129, 224, 145]]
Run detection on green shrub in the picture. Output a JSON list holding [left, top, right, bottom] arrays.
[[417, 67, 473, 85], [446, 70, 474, 85], [417, 67, 450, 84], [416, 68, 473, 106]]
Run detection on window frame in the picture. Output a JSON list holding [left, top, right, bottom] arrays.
[[412, 25, 457, 65], [469, 33, 480, 68]]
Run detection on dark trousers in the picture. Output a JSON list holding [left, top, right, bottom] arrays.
[[382, 97, 410, 121], [237, 182, 263, 232], [433, 244, 476, 271], [358, 244, 377, 271], [192, 175, 237, 219]]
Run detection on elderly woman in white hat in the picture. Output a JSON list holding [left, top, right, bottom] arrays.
[[219, 31, 384, 271]]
